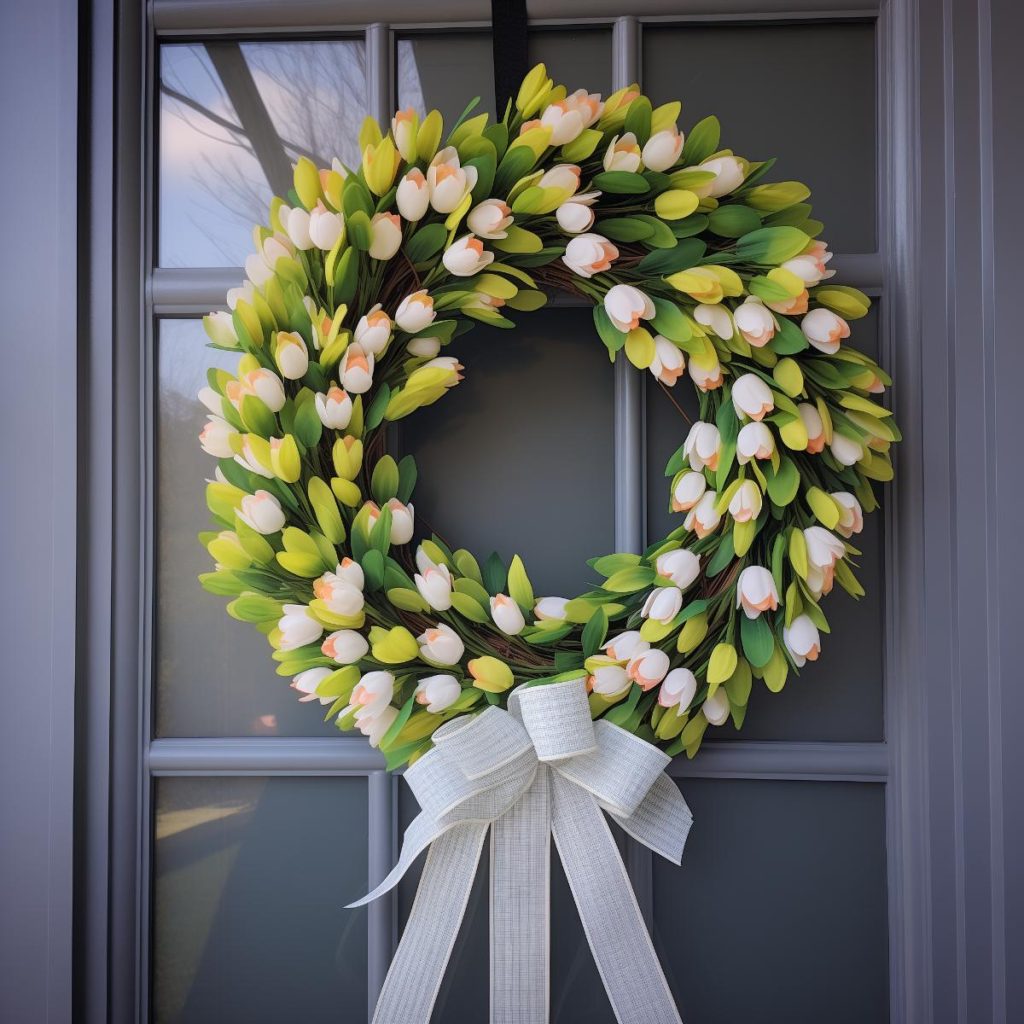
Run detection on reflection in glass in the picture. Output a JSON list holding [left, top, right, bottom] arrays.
[[155, 320, 339, 737], [153, 777, 368, 1023], [159, 41, 366, 268]]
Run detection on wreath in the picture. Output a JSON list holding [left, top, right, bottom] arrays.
[[197, 63, 898, 769]]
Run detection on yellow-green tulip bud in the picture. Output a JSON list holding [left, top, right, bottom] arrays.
[[369, 625, 420, 665], [468, 656, 514, 693], [332, 435, 363, 480], [270, 434, 301, 483]]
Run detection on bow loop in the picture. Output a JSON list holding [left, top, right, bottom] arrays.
[[433, 704, 534, 780], [511, 676, 597, 761]]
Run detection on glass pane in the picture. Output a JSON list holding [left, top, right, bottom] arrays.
[[402, 307, 614, 599], [397, 29, 611, 127], [159, 40, 367, 267], [644, 23, 877, 252], [155, 320, 338, 736], [653, 779, 889, 1023], [644, 306, 885, 741], [153, 777, 368, 1023]]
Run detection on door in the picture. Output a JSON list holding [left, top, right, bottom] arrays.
[[142, 5, 893, 1022]]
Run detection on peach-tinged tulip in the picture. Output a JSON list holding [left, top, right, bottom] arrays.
[[731, 373, 774, 421], [734, 299, 776, 347], [729, 481, 763, 524], [415, 673, 462, 713], [656, 549, 701, 589], [277, 604, 323, 651], [321, 629, 369, 664], [369, 213, 402, 261], [365, 499, 415, 545], [534, 597, 569, 621], [702, 689, 730, 726], [603, 132, 643, 173], [315, 387, 352, 430], [395, 290, 436, 335], [198, 386, 223, 415], [627, 648, 671, 690], [314, 570, 365, 617], [415, 563, 453, 611], [417, 623, 464, 665], [683, 421, 721, 472], [642, 586, 683, 625], [427, 147, 478, 214], [242, 368, 286, 412], [689, 353, 724, 391], [804, 527, 845, 573], [442, 234, 494, 277], [798, 402, 826, 454], [308, 201, 344, 250], [234, 435, 274, 478], [334, 557, 365, 590], [538, 164, 581, 196], [602, 631, 648, 663], [237, 489, 286, 535], [658, 668, 697, 712], [587, 661, 629, 696], [540, 91, 601, 145], [642, 127, 684, 172], [199, 415, 236, 458], [737, 566, 779, 619], [604, 284, 655, 333], [783, 614, 821, 667], [650, 336, 686, 386], [801, 308, 850, 354], [672, 471, 707, 512], [562, 233, 619, 278], [396, 168, 430, 221], [274, 331, 309, 380], [694, 303, 734, 340], [490, 593, 526, 636], [737, 421, 775, 464], [353, 704, 398, 747], [783, 241, 834, 285], [291, 667, 334, 704], [355, 305, 393, 355], [340, 343, 374, 394], [694, 156, 745, 198], [685, 491, 721, 538], [349, 670, 395, 715], [766, 289, 809, 316], [467, 198, 513, 239], [831, 492, 864, 538], [391, 106, 419, 161]]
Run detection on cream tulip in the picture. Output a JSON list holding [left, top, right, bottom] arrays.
[[783, 242, 834, 285], [395, 290, 436, 334], [467, 198, 513, 239], [315, 386, 352, 430], [672, 471, 707, 512], [783, 614, 822, 667], [415, 563, 453, 611], [396, 168, 430, 221], [490, 593, 526, 636], [733, 299, 776, 347], [642, 127, 684, 172], [694, 303, 734, 340], [407, 336, 441, 359], [801, 307, 850, 354], [350, 670, 395, 716], [427, 147, 478, 214], [199, 415, 236, 458], [539, 93, 595, 145], [340, 343, 374, 394], [731, 373, 775, 421], [627, 648, 671, 690], [702, 689, 731, 726], [442, 234, 494, 277], [602, 630, 648, 662], [604, 284, 655, 332], [354, 704, 398, 747], [562, 232, 619, 278], [277, 604, 323, 651], [555, 190, 600, 233], [658, 667, 698, 713], [729, 480, 763, 524], [656, 549, 701, 589], [369, 212, 402, 261], [334, 557, 365, 590], [798, 402, 826, 453], [831, 492, 864, 538], [685, 491, 722, 538], [281, 205, 313, 250], [641, 586, 683, 625], [415, 673, 462, 713], [313, 571, 364, 617], [829, 432, 863, 467], [308, 201, 343, 250], [683, 421, 722, 472], [290, 667, 334, 703], [587, 662, 630, 696], [417, 623, 464, 665], [234, 436, 274, 478], [274, 330, 309, 380], [354, 305, 393, 355], [534, 597, 570, 621], [321, 629, 369, 664], [241, 368, 286, 412], [736, 565, 779, 619], [198, 386, 223, 415], [694, 156, 746, 198], [603, 132, 643, 173], [537, 164, 581, 196], [650, 336, 686, 386], [804, 527, 845, 572], [237, 490, 286, 534], [736, 421, 776, 463]]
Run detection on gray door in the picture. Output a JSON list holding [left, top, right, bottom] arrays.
[[147, 9, 890, 1024]]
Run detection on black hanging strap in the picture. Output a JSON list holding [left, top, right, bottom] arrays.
[[492, 0, 530, 116]]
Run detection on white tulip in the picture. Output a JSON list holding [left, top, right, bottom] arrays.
[[290, 667, 334, 704], [490, 593, 526, 635], [353, 704, 398, 747], [315, 386, 352, 430], [198, 415, 236, 458], [801, 307, 850, 354], [340, 343, 374, 394], [308, 201, 344, 250], [415, 545, 437, 574], [537, 164, 582, 196], [237, 489, 286, 535], [602, 630, 649, 662], [313, 570, 364, 617], [603, 132, 642, 173], [534, 596, 570, 621], [736, 421, 775, 464], [366, 499, 415, 545], [198, 386, 223, 415], [555, 192, 600, 234], [369, 212, 403, 261], [736, 565, 779, 619], [588, 662, 630, 696], [689, 353, 724, 391], [804, 527, 845, 571], [731, 373, 775, 421], [799, 402, 826, 453], [417, 623, 464, 665], [641, 586, 683, 625], [627, 648, 671, 690], [467, 198, 513, 239], [650, 336, 686, 386], [277, 604, 323, 651], [245, 251, 274, 287], [394, 290, 436, 334], [391, 107, 418, 161], [562, 232, 619, 278], [832, 492, 864, 538], [427, 147, 478, 214], [656, 549, 701, 589], [396, 168, 430, 221], [415, 674, 462, 713], [233, 436, 274, 478], [349, 670, 395, 716], [672, 471, 707, 512], [241, 368, 286, 412], [540, 95, 593, 145], [282, 205, 313, 250], [734, 299, 776, 347], [442, 234, 494, 277], [354, 305, 393, 355], [658, 668, 697, 713], [407, 336, 441, 359], [604, 284, 655, 332], [783, 614, 821, 667], [415, 563, 454, 611], [694, 303, 734, 340], [642, 127, 684, 172], [694, 156, 746, 198], [335, 557, 365, 590], [685, 491, 722, 538], [321, 629, 369, 664], [683, 421, 722, 472], [783, 241, 834, 285], [274, 330, 309, 381], [829, 432, 863, 467], [729, 480, 763, 524], [702, 689, 731, 726]]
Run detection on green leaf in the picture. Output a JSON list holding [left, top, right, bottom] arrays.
[[623, 96, 653, 143], [705, 533, 736, 577], [293, 397, 322, 447], [364, 383, 392, 431], [708, 204, 762, 238], [735, 226, 810, 265], [591, 171, 650, 195], [770, 316, 809, 354], [239, 395, 276, 437], [681, 115, 720, 164], [346, 210, 373, 251], [581, 606, 609, 659], [600, 217, 654, 242], [593, 305, 626, 359], [450, 591, 490, 623], [396, 454, 417, 504], [740, 613, 775, 668], [765, 456, 800, 506], [603, 566, 656, 593], [405, 223, 448, 264], [633, 215, 677, 249], [370, 455, 400, 504], [361, 548, 385, 590], [507, 555, 534, 610], [482, 552, 508, 596], [637, 239, 707, 277]]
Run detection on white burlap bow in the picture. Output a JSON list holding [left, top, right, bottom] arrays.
[[349, 676, 693, 1024]]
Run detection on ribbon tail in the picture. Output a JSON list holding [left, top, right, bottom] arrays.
[[609, 773, 693, 865], [371, 821, 489, 1024], [550, 771, 683, 1024], [490, 764, 551, 1024]]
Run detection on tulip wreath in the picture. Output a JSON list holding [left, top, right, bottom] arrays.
[[197, 64, 898, 769]]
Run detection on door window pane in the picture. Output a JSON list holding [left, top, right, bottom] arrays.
[[156, 319, 338, 736], [152, 777, 368, 1023], [653, 779, 889, 1023], [644, 23, 877, 252], [159, 40, 367, 267]]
